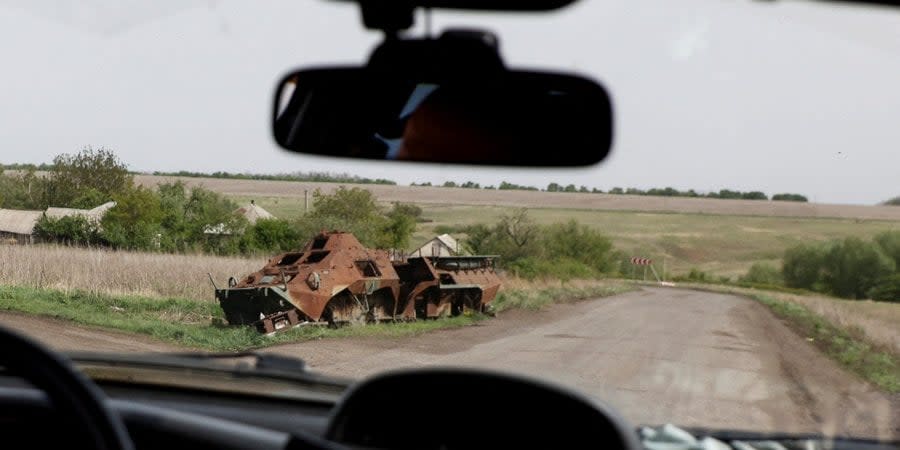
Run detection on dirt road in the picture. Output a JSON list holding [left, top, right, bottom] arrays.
[[0, 312, 179, 353], [271, 288, 899, 439], [1, 288, 897, 438]]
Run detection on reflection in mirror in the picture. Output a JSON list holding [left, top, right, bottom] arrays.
[[273, 69, 613, 167]]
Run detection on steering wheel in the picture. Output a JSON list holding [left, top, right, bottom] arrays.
[[0, 325, 134, 450]]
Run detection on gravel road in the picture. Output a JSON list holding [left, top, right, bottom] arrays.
[[1, 288, 897, 439], [270, 287, 898, 439]]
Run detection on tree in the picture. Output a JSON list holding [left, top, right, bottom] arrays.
[[242, 218, 302, 253], [45, 147, 131, 208], [772, 193, 808, 202], [822, 237, 895, 299], [741, 191, 768, 201], [782, 244, 826, 290], [0, 168, 46, 209], [310, 187, 381, 224], [542, 220, 616, 273], [609, 187, 624, 195], [34, 214, 101, 245], [546, 182, 562, 192], [883, 196, 900, 206], [376, 212, 416, 250], [306, 187, 415, 249], [442, 181, 458, 188], [564, 184, 577, 193], [155, 182, 244, 252], [389, 203, 423, 222], [101, 186, 164, 250], [868, 274, 900, 302], [874, 230, 900, 268]]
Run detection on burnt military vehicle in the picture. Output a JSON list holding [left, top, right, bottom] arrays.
[[215, 231, 501, 334]]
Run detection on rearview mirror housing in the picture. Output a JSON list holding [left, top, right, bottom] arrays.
[[272, 30, 614, 167]]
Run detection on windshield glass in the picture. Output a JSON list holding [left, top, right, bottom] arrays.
[[0, 0, 897, 442]]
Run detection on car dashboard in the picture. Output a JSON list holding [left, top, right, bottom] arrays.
[[1, 372, 897, 450]]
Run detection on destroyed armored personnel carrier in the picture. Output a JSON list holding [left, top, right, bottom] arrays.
[[215, 231, 501, 334]]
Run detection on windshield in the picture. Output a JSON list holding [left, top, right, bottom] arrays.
[[0, 0, 898, 442]]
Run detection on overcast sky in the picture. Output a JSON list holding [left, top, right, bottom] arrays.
[[0, 0, 898, 205]]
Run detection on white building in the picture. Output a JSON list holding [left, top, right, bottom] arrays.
[[409, 234, 463, 257]]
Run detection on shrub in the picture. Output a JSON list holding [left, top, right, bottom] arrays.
[[34, 215, 101, 245], [772, 193, 808, 202], [782, 244, 827, 290], [868, 274, 900, 302], [241, 219, 302, 253], [740, 263, 782, 285], [822, 237, 895, 299], [874, 230, 900, 268]]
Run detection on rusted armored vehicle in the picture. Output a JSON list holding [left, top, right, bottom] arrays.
[[215, 230, 501, 334]]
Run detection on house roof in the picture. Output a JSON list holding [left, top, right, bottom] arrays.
[[234, 202, 275, 224], [0, 209, 43, 235], [435, 233, 458, 251], [45, 201, 116, 222]]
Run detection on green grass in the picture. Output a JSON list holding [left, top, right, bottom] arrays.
[[677, 284, 900, 393], [492, 282, 634, 312], [0, 285, 487, 351], [0, 282, 629, 352]]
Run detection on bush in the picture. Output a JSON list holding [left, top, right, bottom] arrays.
[[34, 215, 101, 245], [45, 147, 131, 208], [868, 274, 900, 302], [542, 220, 617, 274], [241, 219, 302, 253], [874, 230, 900, 268], [740, 263, 782, 285], [822, 237, 895, 299], [506, 257, 595, 281], [782, 244, 827, 290], [772, 193, 808, 202], [101, 186, 164, 250]]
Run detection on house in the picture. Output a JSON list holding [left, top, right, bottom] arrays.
[[0, 209, 43, 244], [234, 200, 275, 225], [0, 202, 116, 244], [409, 233, 464, 257], [204, 200, 276, 235]]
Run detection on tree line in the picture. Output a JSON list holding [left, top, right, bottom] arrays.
[[150, 170, 396, 185], [412, 180, 808, 202], [736, 231, 900, 302]]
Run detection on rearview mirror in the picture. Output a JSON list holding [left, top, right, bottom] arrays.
[[272, 32, 614, 167]]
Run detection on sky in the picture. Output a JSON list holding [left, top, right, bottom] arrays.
[[0, 0, 898, 205]]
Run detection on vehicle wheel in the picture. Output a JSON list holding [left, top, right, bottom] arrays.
[[0, 325, 133, 450]]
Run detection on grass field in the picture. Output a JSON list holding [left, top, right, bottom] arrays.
[[225, 196, 898, 279], [136, 175, 900, 221]]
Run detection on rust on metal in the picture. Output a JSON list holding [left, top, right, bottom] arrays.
[[216, 231, 502, 333]]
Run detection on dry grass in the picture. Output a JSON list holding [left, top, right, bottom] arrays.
[[781, 294, 900, 353], [0, 244, 261, 301]]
